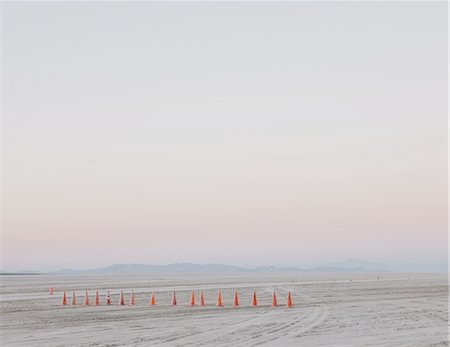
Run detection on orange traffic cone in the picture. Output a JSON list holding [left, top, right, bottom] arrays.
[[130, 291, 135, 305], [84, 290, 89, 305], [216, 290, 223, 307], [149, 292, 156, 305], [271, 291, 277, 307], [72, 291, 77, 305], [287, 291, 293, 308], [233, 290, 239, 307], [49, 287, 53, 295], [251, 291, 257, 306], [95, 291, 99, 305], [189, 291, 195, 306], [61, 291, 67, 305], [119, 290, 125, 305], [106, 291, 111, 305], [172, 291, 177, 305], [199, 291, 205, 306]]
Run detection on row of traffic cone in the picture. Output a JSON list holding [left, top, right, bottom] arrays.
[[60, 289, 293, 308], [61, 290, 132, 306]]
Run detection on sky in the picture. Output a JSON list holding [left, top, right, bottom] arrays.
[[1, 1, 448, 271]]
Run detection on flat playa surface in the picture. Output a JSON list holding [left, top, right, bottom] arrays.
[[0, 272, 447, 346]]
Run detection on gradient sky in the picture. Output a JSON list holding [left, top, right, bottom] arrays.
[[2, 1, 448, 271]]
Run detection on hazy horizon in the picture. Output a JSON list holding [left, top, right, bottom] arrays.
[[2, 2, 448, 272], [3, 257, 448, 274]]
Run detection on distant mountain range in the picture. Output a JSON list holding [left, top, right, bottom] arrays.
[[1, 258, 446, 275], [323, 258, 448, 273], [52, 263, 302, 275], [46, 258, 447, 275]]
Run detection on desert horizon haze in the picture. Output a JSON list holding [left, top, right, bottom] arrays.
[[3, 258, 444, 275], [1, 2, 448, 272]]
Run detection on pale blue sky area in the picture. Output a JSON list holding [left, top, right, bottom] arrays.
[[2, 2, 447, 271]]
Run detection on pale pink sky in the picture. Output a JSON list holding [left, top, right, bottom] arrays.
[[2, 2, 447, 271]]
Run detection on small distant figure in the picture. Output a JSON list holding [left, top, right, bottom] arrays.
[[199, 291, 204, 307], [106, 291, 111, 305]]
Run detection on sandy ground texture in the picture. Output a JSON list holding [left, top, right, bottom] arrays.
[[0, 272, 448, 346]]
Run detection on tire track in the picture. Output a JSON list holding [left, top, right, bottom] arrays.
[[246, 306, 328, 346], [155, 308, 274, 346]]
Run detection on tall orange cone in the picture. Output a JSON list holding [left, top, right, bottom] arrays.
[[119, 290, 125, 305], [271, 291, 277, 307], [49, 287, 53, 295], [72, 291, 77, 305], [199, 291, 205, 306], [61, 291, 67, 305], [233, 290, 239, 307], [251, 290, 257, 306], [149, 292, 156, 305], [95, 291, 99, 305], [84, 290, 89, 305], [106, 291, 111, 305], [189, 290, 195, 306], [287, 291, 293, 308], [130, 291, 135, 305], [216, 290, 223, 307], [172, 291, 177, 305]]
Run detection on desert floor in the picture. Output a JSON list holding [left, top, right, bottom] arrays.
[[0, 272, 448, 346]]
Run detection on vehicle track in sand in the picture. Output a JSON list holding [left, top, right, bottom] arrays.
[[155, 307, 274, 346], [175, 285, 329, 346]]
